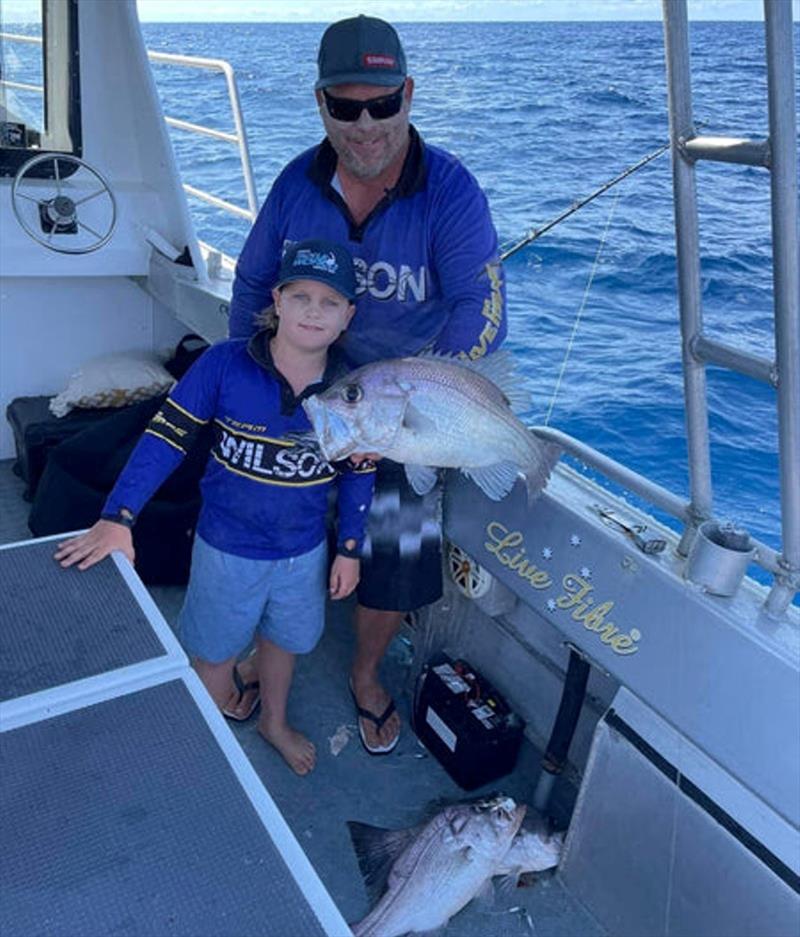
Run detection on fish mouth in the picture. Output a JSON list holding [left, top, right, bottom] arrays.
[[302, 396, 358, 462], [497, 798, 526, 834], [547, 830, 566, 853], [481, 795, 527, 832]]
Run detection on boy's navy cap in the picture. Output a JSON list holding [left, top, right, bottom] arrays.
[[315, 15, 406, 90], [275, 239, 357, 301]]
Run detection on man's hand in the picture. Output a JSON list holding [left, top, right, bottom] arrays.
[[329, 555, 360, 600], [54, 520, 135, 571], [349, 452, 382, 465]]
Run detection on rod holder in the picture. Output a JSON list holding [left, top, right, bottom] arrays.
[[685, 520, 755, 597]]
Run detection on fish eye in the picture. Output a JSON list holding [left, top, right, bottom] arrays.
[[342, 383, 363, 404]]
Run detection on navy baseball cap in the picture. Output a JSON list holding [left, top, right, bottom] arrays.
[[275, 239, 357, 302], [315, 15, 407, 90]]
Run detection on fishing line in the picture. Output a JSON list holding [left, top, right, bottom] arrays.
[[544, 184, 622, 427], [499, 140, 670, 262]]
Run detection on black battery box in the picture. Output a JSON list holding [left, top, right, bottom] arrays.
[[413, 655, 525, 790]]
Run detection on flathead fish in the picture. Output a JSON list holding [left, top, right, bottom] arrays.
[[302, 352, 560, 503], [348, 796, 559, 937]]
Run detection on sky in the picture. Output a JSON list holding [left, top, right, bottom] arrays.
[[132, 0, 770, 22]]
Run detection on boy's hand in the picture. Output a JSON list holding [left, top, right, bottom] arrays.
[[329, 555, 359, 600], [54, 520, 135, 571]]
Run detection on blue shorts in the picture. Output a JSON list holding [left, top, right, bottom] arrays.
[[177, 535, 327, 663]]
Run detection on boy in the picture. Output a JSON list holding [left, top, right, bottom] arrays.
[[55, 239, 375, 776]]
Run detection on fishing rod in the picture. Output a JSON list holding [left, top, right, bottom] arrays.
[[499, 140, 671, 263]]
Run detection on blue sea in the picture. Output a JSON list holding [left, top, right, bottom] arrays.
[[143, 21, 793, 595]]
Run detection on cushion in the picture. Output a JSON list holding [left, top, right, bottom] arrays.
[[49, 352, 175, 418]]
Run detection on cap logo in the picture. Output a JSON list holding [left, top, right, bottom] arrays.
[[294, 248, 338, 274], [362, 53, 396, 69]]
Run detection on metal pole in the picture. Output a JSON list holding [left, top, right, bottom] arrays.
[[764, 0, 800, 616], [221, 63, 259, 220], [662, 0, 714, 556]]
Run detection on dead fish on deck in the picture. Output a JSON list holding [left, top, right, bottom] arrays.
[[348, 796, 561, 937], [302, 352, 561, 504], [495, 812, 565, 877]]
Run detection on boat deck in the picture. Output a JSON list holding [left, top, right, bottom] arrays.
[[0, 457, 604, 937]]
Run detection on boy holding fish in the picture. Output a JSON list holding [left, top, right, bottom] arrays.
[[55, 239, 376, 776], [228, 15, 507, 754]]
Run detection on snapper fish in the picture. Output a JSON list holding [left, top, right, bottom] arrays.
[[495, 812, 565, 878], [348, 796, 563, 937], [302, 351, 561, 504]]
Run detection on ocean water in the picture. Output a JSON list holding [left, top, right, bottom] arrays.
[[137, 20, 793, 595]]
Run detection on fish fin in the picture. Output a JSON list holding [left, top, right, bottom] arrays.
[[473, 876, 497, 910], [463, 350, 530, 411], [347, 820, 422, 901], [404, 464, 439, 496], [494, 870, 522, 901], [402, 401, 438, 435], [415, 348, 530, 413], [523, 439, 562, 505], [462, 460, 521, 501]]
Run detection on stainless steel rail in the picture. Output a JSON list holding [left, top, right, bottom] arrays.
[[690, 335, 777, 387], [662, 1, 714, 549], [147, 51, 258, 222], [1, 78, 42, 94], [662, 0, 799, 614], [763, 0, 800, 616], [0, 34, 258, 224], [0, 31, 39, 43], [681, 136, 770, 168], [532, 426, 785, 580]]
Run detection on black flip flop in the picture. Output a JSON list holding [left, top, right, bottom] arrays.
[[349, 680, 399, 755], [222, 664, 260, 722]]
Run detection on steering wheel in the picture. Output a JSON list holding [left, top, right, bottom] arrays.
[[11, 153, 117, 254]]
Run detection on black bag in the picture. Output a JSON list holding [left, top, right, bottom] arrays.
[[29, 395, 213, 585], [164, 333, 210, 380], [5, 396, 119, 501]]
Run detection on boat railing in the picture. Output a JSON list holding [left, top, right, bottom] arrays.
[[145, 51, 258, 224], [662, 0, 798, 615], [0, 33, 258, 225], [532, 426, 786, 586]]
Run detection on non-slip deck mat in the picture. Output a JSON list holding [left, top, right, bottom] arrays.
[[0, 680, 328, 937], [0, 540, 166, 701]]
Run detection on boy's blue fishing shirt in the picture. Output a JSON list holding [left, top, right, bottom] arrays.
[[103, 333, 375, 560]]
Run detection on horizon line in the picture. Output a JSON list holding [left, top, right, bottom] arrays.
[[132, 16, 764, 23]]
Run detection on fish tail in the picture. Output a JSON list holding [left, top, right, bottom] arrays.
[[524, 439, 562, 505]]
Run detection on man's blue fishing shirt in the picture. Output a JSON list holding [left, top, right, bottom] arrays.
[[229, 127, 507, 364], [102, 333, 376, 560]]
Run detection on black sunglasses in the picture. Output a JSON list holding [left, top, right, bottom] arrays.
[[322, 84, 405, 123]]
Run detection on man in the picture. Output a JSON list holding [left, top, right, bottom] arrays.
[[228, 14, 506, 754]]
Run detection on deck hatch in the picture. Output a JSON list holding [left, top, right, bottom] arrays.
[[0, 539, 168, 702], [0, 680, 327, 936]]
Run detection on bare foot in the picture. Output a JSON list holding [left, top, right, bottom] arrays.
[[259, 720, 316, 775], [350, 674, 401, 752]]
